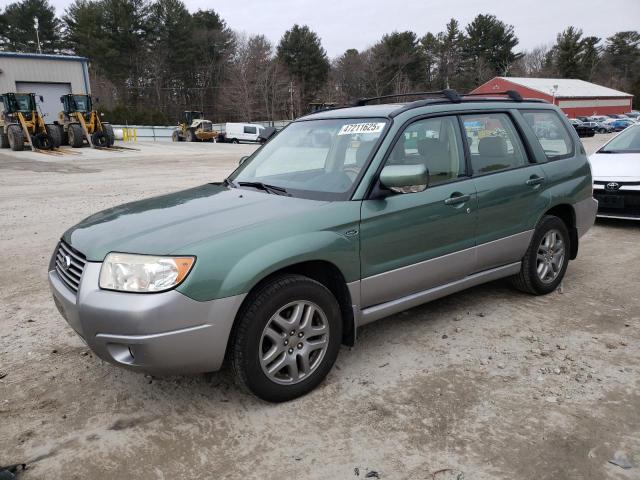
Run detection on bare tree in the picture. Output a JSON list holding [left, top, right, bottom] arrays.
[[220, 32, 290, 121]]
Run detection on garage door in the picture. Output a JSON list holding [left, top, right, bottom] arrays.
[[15, 82, 72, 123]]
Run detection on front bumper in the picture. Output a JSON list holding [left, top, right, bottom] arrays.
[[49, 262, 246, 375], [593, 183, 640, 221]]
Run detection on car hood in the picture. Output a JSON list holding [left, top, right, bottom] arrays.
[[64, 184, 329, 261], [589, 153, 640, 181]]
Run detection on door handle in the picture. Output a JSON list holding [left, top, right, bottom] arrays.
[[444, 193, 471, 205], [526, 175, 545, 186]]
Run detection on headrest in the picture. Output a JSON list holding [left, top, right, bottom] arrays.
[[478, 136, 507, 157], [417, 138, 448, 158]]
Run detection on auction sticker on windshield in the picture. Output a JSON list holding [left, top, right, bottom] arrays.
[[338, 122, 386, 136]]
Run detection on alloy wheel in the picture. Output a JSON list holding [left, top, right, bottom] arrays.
[[536, 229, 565, 284], [259, 301, 330, 385]]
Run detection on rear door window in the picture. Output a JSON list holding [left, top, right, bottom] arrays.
[[462, 113, 528, 175], [521, 110, 573, 160], [244, 126, 257, 134]]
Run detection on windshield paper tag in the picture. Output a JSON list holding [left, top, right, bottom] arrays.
[[338, 122, 386, 136]]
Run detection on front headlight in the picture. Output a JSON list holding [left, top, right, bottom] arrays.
[[99, 253, 195, 293]]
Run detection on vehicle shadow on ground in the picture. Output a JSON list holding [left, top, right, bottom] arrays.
[[595, 217, 640, 231], [142, 278, 517, 401]]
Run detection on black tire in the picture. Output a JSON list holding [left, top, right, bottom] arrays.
[[172, 131, 181, 142], [46, 124, 62, 148], [92, 131, 109, 147], [68, 123, 84, 148], [511, 215, 570, 295], [231, 274, 342, 402], [7, 125, 24, 151], [60, 126, 69, 146], [0, 129, 9, 148], [103, 123, 115, 146], [33, 132, 54, 150], [232, 138, 239, 144], [186, 129, 196, 142]]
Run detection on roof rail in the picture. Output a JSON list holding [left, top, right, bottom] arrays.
[[354, 89, 462, 106], [462, 90, 524, 102]]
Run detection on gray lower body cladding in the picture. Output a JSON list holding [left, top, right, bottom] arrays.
[[49, 262, 246, 375], [575, 197, 599, 236]]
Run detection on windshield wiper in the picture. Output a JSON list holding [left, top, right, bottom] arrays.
[[222, 178, 236, 188], [237, 181, 288, 195]]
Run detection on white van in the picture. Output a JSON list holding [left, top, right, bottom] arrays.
[[223, 123, 265, 143]]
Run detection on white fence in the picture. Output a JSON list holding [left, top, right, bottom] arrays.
[[112, 120, 292, 142]]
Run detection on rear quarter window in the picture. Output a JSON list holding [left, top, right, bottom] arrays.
[[521, 110, 574, 160]]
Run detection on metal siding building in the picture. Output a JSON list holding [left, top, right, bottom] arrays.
[[0, 52, 90, 120], [471, 77, 633, 118]]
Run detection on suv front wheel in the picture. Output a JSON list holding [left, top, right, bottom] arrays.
[[512, 215, 570, 295], [231, 274, 342, 402]]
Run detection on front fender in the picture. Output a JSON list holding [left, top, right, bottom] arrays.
[[176, 198, 362, 302], [220, 231, 358, 296]]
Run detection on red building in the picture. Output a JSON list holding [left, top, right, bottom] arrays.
[[471, 77, 633, 118]]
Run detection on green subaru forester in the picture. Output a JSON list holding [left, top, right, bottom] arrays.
[[49, 90, 597, 402]]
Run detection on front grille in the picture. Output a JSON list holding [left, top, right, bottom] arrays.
[[55, 241, 86, 293], [595, 190, 640, 216], [594, 180, 640, 187]]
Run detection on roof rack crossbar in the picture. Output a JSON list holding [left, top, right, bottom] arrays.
[[353, 89, 462, 106], [462, 90, 524, 102]]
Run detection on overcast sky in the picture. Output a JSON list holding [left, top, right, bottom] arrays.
[[41, 0, 640, 58]]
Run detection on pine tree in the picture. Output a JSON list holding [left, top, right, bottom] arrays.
[[0, 0, 61, 53], [277, 24, 329, 114], [553, 27, 585, 78], [465, 14, 521, 83]]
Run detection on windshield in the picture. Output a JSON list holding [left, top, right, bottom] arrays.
[[600, 125, 640, 153], [14, 94, 34, 112], [72, 95, 91, 112], [229, 118, 388, 200]]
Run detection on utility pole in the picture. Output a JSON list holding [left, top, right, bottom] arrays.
[[289, 81, 295, 120], [33, 17, 42, 54]]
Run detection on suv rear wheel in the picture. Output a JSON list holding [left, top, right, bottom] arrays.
[[511, 215, 570, 295], [231, 274, 342, 402]]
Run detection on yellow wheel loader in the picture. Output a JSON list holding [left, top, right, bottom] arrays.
[[0, 92, 60, 151], [172, 111, 218, 142], [56, 94, 114, 148]]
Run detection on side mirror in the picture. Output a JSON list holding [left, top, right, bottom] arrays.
[[39, 95, 44, 102], [239, 156, 249, 165], [379, 164, 429, 193]]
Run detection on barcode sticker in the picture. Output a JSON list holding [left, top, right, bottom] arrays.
[[337, 122, 386, 136]]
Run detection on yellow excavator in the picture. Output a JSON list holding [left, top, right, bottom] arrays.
[[56, 94, 114, 148], [0, 92, 60, 151], [172, 111, 218, 142]]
